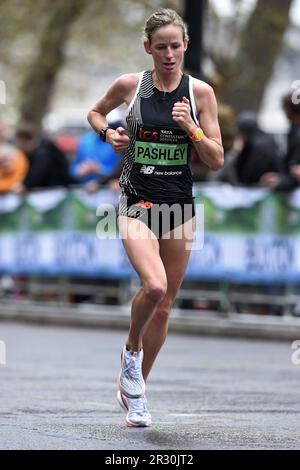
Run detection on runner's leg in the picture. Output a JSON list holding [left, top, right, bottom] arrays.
[[142, 217, 195, 381], [118, 215, 168, 352]]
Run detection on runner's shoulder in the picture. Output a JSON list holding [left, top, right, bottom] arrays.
[[191, 78, 216, 102], [113, 73, 140, 95]]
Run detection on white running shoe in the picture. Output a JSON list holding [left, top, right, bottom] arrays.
[[117, 389, 129, 412], [117, 390, 152, 427], [118, 345, 145, 399]]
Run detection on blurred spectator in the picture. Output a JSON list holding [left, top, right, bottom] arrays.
[[50, 124, 87, 160], [209, 111, 281, 186], [98, 159, 123, 192], [70, 125, 122, 193], [0, 143, 28, 194], [15, 122, 74, 193], [53, 132, 79, 159], [262, 92, 300, 191], [0, 121, 12, 144]]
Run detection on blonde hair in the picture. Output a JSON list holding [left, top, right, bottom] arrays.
[[143, 8, 189, 44]]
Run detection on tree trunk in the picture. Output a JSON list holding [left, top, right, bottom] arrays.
[[220, 0, 293, 112], [19, 0, 86, 127]]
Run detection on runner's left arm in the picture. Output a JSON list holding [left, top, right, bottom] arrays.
[[172, 82, 224, 171]]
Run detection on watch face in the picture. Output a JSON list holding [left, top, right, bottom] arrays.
[[100, 128, 107, 141]]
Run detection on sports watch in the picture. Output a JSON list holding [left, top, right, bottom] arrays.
[[99, 127, 111, 142]]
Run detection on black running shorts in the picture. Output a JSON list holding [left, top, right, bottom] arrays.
[[118, 192, 195, 239]]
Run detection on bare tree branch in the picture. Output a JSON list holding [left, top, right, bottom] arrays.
[[19, 0, 87, 126], [217, 0, 293, 112]]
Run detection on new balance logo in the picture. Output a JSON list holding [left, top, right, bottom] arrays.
[[140, 165, 155, 175]]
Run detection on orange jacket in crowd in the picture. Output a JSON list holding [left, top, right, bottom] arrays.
[[0, 145, 28, 194]]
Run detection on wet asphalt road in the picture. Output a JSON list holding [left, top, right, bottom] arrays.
[[0, 321, 300, 450]]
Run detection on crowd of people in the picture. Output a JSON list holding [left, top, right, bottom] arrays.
[[0, 118, 122, 196], [0, 90, 300, 197], [209, 91, 300, 191]]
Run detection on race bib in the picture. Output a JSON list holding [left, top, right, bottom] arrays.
[[134, 125, 189, 167]]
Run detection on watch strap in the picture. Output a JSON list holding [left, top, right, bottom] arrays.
[[189, 127, 204, 142], [99, 127, 111, 142]]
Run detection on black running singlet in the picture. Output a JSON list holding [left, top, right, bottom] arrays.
[[119, 70, 199, 203]]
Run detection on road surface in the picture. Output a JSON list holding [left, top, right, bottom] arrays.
[[0, 321, 299, 450]]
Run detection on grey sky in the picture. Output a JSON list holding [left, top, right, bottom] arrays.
[[210, 0, 300, 25]]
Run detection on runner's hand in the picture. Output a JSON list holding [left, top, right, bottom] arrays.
[[107, 127, 130, 153], [172, 97, 195, 133]]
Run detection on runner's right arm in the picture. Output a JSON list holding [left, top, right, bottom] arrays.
[[87, 74, 139, 153]]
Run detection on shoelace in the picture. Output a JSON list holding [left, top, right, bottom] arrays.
[[128, 396, 148, 415], [123, 354, 142, 381]]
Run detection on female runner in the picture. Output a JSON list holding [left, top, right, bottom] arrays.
[[88, 8, 223, 427]]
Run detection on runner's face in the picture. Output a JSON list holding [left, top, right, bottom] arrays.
[[145, 24, 187, 75]]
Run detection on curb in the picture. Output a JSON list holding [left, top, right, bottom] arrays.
[[1, 301, 300, 341]]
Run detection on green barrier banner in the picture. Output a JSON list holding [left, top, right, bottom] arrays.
[[0, 185, 300, 281]]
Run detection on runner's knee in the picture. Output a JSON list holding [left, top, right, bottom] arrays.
[[144, 279, 167, 304]]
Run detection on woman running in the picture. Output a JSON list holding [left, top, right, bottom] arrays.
[[87, 8, 224, 427]]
